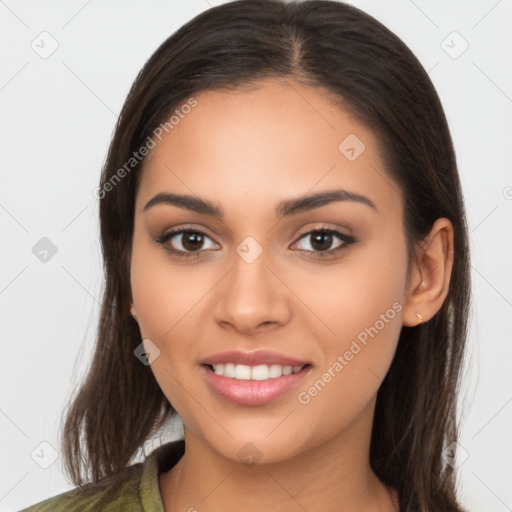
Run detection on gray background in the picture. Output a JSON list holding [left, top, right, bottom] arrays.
[[1, 0, 511, 510]]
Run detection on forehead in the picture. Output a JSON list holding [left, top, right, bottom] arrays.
[[135, 79, 400, 218]]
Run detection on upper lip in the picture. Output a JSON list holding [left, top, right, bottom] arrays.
[[200, 350, 310, 367]]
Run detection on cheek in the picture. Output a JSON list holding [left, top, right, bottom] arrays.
[[130, 234, 211, 341], [291, 232, 408, 343], [130, 241, 207, 415], [291, 233, 407, 422], [129, 232, 221, 395]]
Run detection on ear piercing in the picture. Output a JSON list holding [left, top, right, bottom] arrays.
[[416, 312, 423, 321]]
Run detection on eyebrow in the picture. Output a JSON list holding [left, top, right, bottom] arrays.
[[143, 189, 378, 217]]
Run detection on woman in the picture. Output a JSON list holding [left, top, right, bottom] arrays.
[[21, 0, 471, 510]]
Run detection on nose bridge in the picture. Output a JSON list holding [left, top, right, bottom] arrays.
[[231, 246, 271, 297], [213, 241, 290, 331], [227, 244, 274, 310]]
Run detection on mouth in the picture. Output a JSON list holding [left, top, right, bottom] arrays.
[[201, 363, 312, 406]]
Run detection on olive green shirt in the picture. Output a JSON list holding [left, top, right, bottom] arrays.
[[19, 440, 185, 512]]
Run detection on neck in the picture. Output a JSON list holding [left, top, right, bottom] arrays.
[[159, 399, 398, 512]]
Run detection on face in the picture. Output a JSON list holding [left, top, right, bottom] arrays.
[[130, 78, 410, 464]]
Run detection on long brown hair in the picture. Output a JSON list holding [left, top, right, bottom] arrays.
[[61, 1, 471, 510]]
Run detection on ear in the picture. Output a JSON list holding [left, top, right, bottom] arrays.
[[402, 218, 454, 327], [130, 302, 138, 321]]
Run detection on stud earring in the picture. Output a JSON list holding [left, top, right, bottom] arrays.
[[416, 312, 423, 321]]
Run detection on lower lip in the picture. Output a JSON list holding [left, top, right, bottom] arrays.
[[201, 364, 312, 406]]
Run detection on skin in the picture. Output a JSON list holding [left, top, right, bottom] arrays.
[[129, 78, 454, 512]]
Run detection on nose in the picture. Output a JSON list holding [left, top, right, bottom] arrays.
[[213, 249, 292, 335]]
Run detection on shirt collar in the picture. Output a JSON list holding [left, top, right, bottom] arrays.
[[139, 440, 185, 511]]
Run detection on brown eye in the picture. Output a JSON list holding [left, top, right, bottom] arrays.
[[180, 232, 205, 251], [310, 231, 334, 251], [156, 229, 219, 256], [295, 229, 352, 253]]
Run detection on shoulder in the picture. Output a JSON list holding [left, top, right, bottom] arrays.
[[18, 463, 143, 512], [19, 440, 185, 512]]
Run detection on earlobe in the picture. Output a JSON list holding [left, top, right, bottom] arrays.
[[402, 218, 454, 327], [130, 303, 138, 321]]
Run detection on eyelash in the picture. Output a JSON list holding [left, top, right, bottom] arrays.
[[155, 226, 356, 260]]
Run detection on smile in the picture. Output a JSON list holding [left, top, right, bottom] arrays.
[[201, 363, 312, 406]]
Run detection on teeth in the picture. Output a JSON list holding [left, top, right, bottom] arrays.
[[211, 363, 304, 380], [235, 364, 251, 380]]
